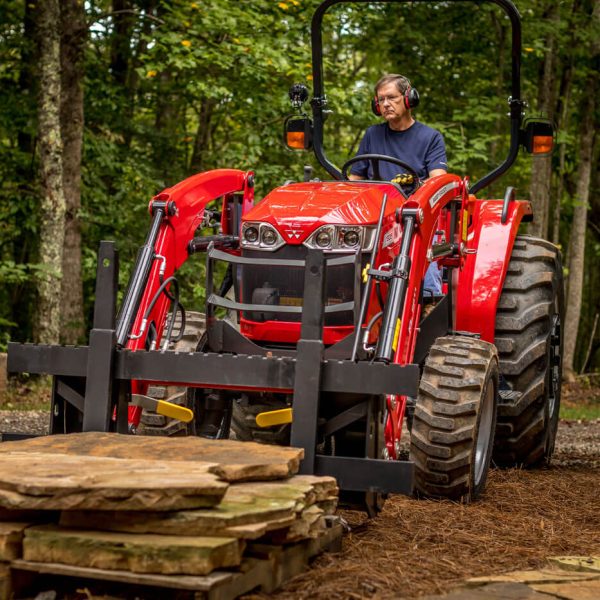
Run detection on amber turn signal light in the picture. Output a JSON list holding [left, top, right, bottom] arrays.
[[532, 135, 553, 155], [521, 118, 554, 156], [283, 115, 313, 150], [286, 131, 306, 149]]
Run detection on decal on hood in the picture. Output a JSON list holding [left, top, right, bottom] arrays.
[[429, 181, 460, 208]]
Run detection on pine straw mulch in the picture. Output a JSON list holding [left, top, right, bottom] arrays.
[[254, 461, 599, 599]]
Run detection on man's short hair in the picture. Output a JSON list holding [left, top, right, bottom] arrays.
[[375, 74, 411, 95]]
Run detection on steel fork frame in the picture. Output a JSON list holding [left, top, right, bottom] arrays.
[[7, 243, 415, 495]]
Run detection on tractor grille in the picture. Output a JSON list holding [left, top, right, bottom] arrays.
[[239, 246, 358, 326]]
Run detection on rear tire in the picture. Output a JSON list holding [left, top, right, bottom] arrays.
[[493, 236, 563, 468], [409, 336, 499, 502]]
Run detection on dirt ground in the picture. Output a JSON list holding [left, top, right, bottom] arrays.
[[260, 417, 600, 599], [0, 384, 599, 599]]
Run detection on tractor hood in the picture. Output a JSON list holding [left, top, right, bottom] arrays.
[[243, 181, 399, 243]]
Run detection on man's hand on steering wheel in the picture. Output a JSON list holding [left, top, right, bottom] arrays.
[[341, 154, 421, 188]]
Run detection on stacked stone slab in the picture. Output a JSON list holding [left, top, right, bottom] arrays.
[[0, 433, 340, 598]]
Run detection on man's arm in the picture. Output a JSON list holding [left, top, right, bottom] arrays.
[[348, 173, 365, 181], [428, 168, 446, 178], [425, 131, 448, 179]]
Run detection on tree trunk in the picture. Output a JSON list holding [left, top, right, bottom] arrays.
[[59, 0, 87, 344], [110, 0, 136, 146], [488, 11, 506, 166], [11, 0, 39, 339], [35, 0, 66, 345], [190, 99, 215, 173], [110, 0, 134, 87], [551, 61, 573, 245], [563, 0, 599, 378], [528, 1, 559, 240], [551, 0, 580, 245]]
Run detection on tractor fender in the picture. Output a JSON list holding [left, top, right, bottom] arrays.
[[455, 197, 533, 344]]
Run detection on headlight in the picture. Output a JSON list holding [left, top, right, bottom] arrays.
[[342, 229, 360, 248], [241, 222, 285, 251], [305, 225, 375, 252], [315, 228, 333, 248], [244, 226, 259, 243], [261, 227, 277, 246]]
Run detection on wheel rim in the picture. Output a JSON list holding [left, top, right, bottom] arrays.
[[548, 313, 561, 419], [474, 378, 495, 486]]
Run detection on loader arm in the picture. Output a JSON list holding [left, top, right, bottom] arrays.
[[117, 169, 254, 427], [368, 174, 469, 452]]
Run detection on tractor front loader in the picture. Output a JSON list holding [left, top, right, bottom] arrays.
[[6, 0, 563, 515]]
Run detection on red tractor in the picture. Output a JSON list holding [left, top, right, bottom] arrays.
[[7, 0, 562, 515]]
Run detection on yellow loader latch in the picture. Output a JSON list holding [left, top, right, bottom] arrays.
[[256, 408, 293, 428], [131, 394, 194, 423]]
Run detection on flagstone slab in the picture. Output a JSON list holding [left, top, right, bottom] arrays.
[[23, 524, 243, 575], [59, 475, 338, 538], [531, 580, 600, 600], [0, 432, 303, 482], [0, 452, 226, 511], [0, 522, 31, 560], [548, 557, 600, 574], [468, 568, 600, 586]]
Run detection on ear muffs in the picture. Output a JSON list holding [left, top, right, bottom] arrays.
[[404, 86, 420, 109], [372, 85, 420, 115], [371, 96, 381, 116]]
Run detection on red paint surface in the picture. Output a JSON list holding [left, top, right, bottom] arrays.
[[122, 169, 529, 457]]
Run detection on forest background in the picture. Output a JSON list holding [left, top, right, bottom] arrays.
[[0, 0, 598, 379]]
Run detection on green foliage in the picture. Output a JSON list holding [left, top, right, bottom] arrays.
[[0, 0, 598, 371]]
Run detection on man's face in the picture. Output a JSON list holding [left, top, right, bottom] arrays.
[[376, 81, 407, 123]]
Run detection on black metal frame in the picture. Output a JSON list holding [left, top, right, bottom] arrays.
[[309, 0, 525, 194], [7, 243, 416, 495]]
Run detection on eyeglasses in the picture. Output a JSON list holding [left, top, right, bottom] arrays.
[[377, 94, 402, 104]]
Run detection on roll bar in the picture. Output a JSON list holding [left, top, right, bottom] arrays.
[[310, 0, 525, 195]]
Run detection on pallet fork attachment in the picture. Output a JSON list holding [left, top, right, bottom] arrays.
[[7, 242, 416, 497]]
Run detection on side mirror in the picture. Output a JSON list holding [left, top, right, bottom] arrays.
[[521, 118, 554, 155], [283, 115, 313, 151]]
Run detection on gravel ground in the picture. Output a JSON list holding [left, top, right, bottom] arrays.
[[0, 410, 49, 436], [1, 411, 597, 463], [551, 418, 600, 468]]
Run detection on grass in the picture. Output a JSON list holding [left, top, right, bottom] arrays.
[[0, 376, 52, 411], [560, 376, 600, 421], [560, 400, 600, 421]]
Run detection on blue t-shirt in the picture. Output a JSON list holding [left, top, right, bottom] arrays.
[[350, 121, 447, 180]]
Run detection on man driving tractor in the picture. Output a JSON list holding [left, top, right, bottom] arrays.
[[349, 73, 447, 293]]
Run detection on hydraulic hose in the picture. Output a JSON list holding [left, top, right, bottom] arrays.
[[129, 276, 186, 349]]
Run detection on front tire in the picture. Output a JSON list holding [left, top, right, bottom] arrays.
[[409, 336, 499, 502]]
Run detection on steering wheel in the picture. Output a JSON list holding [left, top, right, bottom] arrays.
[[341, 153, 420, 184]]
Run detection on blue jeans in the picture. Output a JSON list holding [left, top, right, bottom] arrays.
[[424, 262, 442, 296]]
